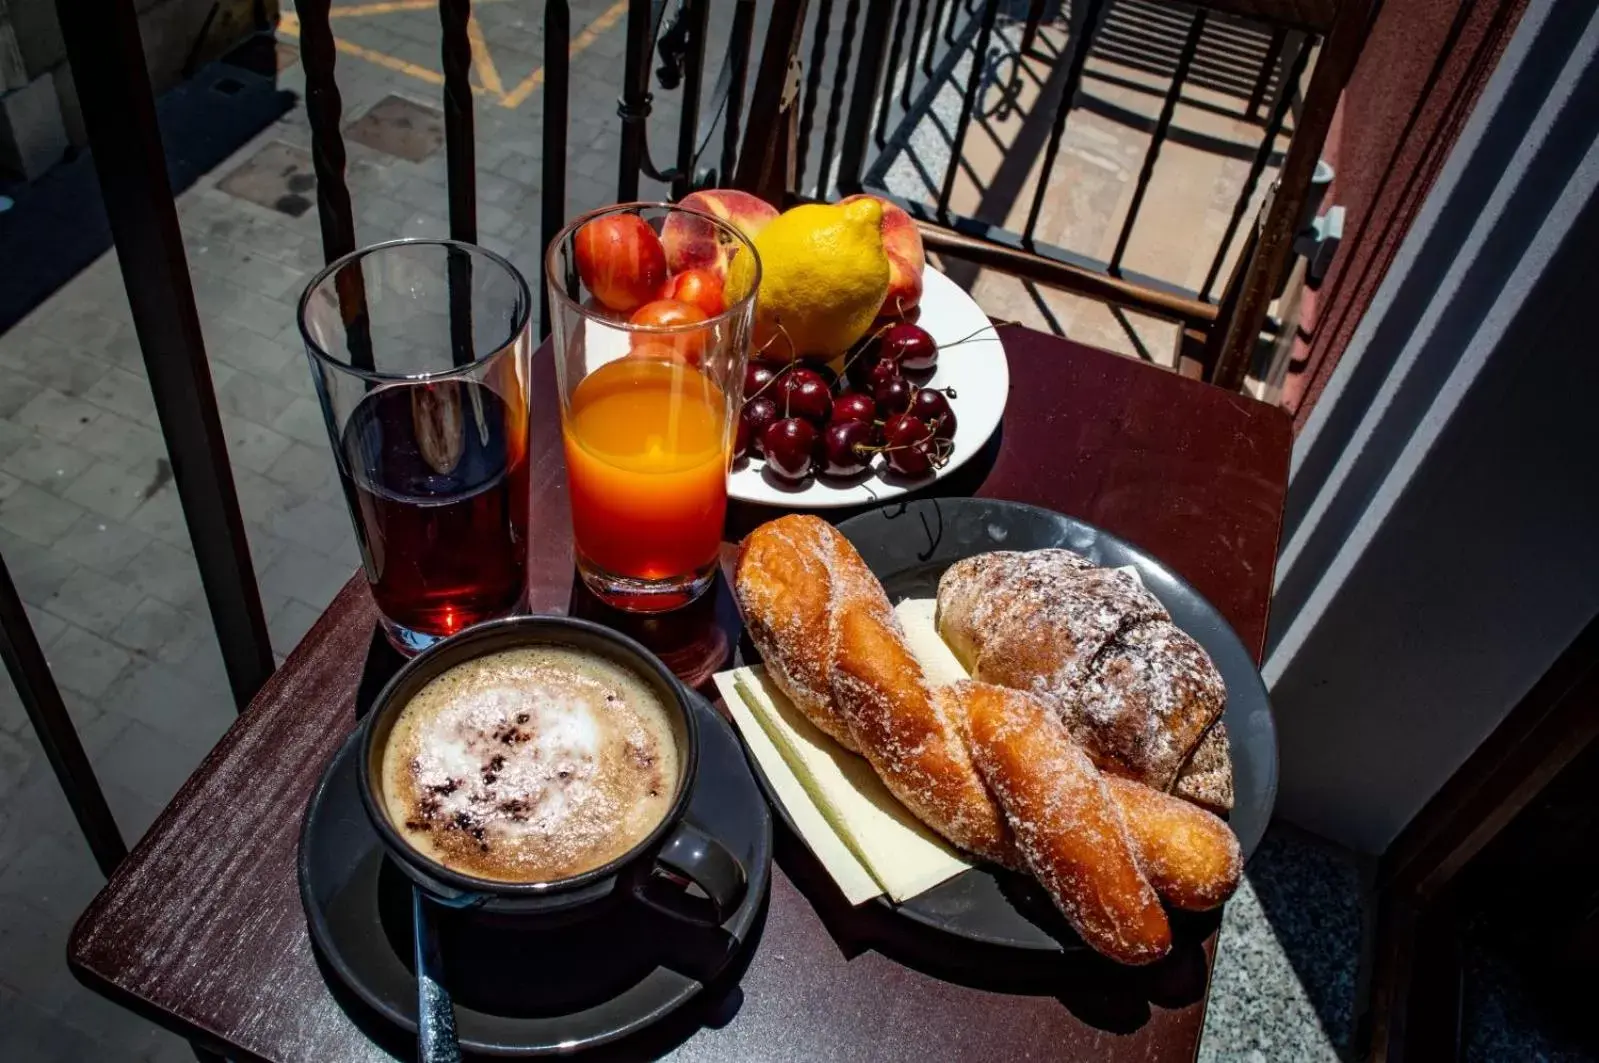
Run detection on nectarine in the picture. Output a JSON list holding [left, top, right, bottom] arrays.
[[629, 298, 709, 365], [663, 267, 727, 316], [838, 193, 925, 317], [662, 190, 779, 281], [574, 212, 667, 313]]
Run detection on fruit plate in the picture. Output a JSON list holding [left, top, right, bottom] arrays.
[[727, 267, 1007, 508]]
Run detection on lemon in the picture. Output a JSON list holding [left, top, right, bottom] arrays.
[[725, 199, 889, 361]]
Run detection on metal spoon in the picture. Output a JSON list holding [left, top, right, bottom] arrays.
[[412, 887, 462, 1063]]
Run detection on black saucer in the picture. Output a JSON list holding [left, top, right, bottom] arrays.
[[298, 691, 772, 1056]]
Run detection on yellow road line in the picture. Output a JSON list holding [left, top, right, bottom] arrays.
[[317, 0, 511, 16], [499, 0, 628, 109], [325, 0, 444, 16], [466, 13, 504, 97], [280, 12, 446, 87], [281, 0, 627, 110]]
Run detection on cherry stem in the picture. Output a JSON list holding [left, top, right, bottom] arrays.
[[837, 320, 898, 387], [942, 321, 1014, 349]]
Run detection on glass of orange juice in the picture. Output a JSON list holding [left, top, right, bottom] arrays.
[[546, 203, 760, 612]]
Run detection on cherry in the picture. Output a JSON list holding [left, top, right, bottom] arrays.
[[845, 352, 882, 392], [909, 388, 957, 440], [874, 376, 914, 416], [820, 420, 873, 477], [779, 368, 832, 424], [761, 418, 817, 482], [744, 362, 777, 401], [798, 358, 840, 391], [882, 413, 934, 477], [865, 359, 902, 392], [740, 397, 780, 456], [883, 322, 938, 372], [830, 391, 877, 425]]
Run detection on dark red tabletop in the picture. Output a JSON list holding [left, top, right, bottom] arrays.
[[68, 326, 1291, 1061]]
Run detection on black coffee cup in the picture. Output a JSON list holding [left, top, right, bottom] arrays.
[[357, 615, 747, 923]]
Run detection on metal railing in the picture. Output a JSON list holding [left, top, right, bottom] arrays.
[[810, 0, 1314, 310]]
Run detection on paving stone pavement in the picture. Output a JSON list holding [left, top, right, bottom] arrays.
[[0, 3, 1360, 1059]]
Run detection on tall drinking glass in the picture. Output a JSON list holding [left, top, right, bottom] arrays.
[[546, 203, 759, 612], [299, 239, 533, 655]]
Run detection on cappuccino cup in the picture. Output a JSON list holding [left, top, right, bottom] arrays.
[[359, 616, 746, 922]]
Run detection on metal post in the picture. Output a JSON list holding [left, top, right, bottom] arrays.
[[439, 0, 478, 243], [1200, 36, 1312, 301], [0, 555, 127, 877], [56, 0, 274, 710], [1019, 0, 1105, 241], [937, 0, 1002, 219], [671, 0, 710, 198], [297, 0, 374, 367], [616, 0, 655, 201], [923, 0, 948, 74], [901, 0, 932, 108], [796, 0, 837, 192], [719, 0, 757, 183], [835, 0, 894, 196], [541, 0, 571, 337], [875, 0, 913, 147], [815, 0, 863, 195], [1108, 10, 1205, 275], [439, 0, 478, 369]]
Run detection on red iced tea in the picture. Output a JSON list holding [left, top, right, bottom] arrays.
[[337, 381, 529, 638]]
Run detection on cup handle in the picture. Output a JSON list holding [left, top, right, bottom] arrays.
[[632, 819, 747, 925]]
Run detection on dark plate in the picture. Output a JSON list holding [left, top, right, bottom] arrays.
[[804, 497, 1277, 953], [298, 691, 772, 1056]]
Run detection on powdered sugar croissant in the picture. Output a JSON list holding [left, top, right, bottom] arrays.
[[937, 550, 1233, 811]]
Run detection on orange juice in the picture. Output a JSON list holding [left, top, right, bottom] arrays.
[[562, 357, 730, 582]]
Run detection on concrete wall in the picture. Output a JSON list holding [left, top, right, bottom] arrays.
[[2, 0, 268, 173], [1263, 0, 1599, 854]]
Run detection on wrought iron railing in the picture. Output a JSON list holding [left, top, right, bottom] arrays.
[[803, 0, 1313, 308]]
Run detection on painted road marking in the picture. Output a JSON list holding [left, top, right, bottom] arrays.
[[499, 0, 627, 109], [279, 0, 629, 110]]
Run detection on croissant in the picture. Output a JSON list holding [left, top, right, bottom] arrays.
[[937, 550, 1234, 810], [735, 516, 1242, 964]]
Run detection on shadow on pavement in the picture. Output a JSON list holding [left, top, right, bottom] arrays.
[[0, 55, 295, 332]]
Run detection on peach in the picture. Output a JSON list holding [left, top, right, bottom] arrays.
[[663, 190, 780, 280], [839, 193, 925, 317]]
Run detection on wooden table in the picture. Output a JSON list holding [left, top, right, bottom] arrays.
[[68, 326, 1291, 1061]]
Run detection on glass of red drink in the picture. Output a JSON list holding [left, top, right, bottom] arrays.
[[298, 240, 533, 655]]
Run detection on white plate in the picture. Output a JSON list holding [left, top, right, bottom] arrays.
[[728, 268, 1008, 508]]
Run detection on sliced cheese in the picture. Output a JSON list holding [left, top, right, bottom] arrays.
[[717, 665, 969, 903], [893, 596, 971, 684], [712, 670, 880, 905]]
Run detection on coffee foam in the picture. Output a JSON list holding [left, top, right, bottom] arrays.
[[381, 645, 679, 883]]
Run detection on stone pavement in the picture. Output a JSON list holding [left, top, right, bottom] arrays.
[[0, 3, 1360, 1060]]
